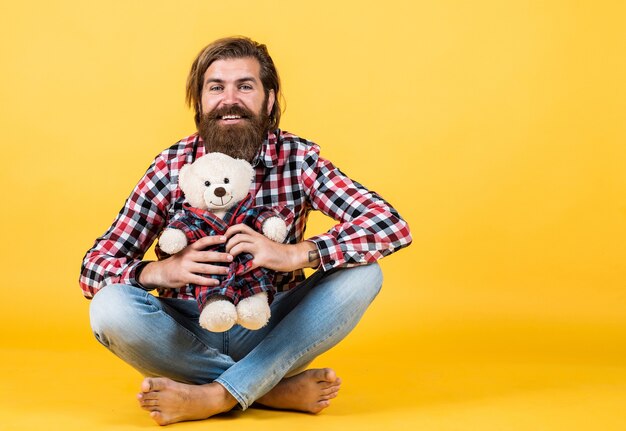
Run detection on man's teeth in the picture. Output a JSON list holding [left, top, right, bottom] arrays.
[[222, 115, 242, 120]]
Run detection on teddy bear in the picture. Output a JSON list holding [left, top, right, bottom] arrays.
[[157, 152, 288, 332]]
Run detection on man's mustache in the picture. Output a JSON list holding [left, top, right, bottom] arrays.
[[205, 105, 255, 121]]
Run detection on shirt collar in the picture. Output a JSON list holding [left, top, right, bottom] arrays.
[[251, 129, 280, 169]]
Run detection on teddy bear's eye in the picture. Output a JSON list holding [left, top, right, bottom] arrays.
[[224, 178, 230, 184], [204, 180, 211, 187]]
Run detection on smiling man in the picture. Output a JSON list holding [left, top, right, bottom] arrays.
[[80, 36, 412, 426], [197, 56, 272, 162]]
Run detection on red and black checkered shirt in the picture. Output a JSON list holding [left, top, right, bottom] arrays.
[[79, 129, 412, 300]]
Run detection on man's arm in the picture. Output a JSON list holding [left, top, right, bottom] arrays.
[[298, 147, 412, 271], [79, 155, 171, 298], [80, 136, 246, 298], [223, 144, 410, 273]]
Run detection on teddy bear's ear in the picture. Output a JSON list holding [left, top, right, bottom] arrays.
[[178, 163, 190, 189], [238, 159, 255, 182], [178, 162, 207, 209]]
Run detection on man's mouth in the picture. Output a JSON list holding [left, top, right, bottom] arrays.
[[219, 114, 246, 122]]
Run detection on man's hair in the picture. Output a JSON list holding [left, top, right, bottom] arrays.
[[186, 36, 282, 130]]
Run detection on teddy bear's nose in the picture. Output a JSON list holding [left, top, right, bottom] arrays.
[[214, 187, 227, 198]]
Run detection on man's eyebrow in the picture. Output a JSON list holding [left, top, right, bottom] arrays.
[[204, 76, 259, 85]]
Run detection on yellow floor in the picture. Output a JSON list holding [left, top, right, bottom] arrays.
[[2, 316, 625, 431]]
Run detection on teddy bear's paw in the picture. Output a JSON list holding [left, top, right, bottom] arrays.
[[199, 300, 237, 332], [237, 292, 271, 330], [158, 228, 188, 255], [262, 217, 288, 243]]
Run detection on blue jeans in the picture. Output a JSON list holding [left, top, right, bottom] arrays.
[[89, 263, 382, 410]]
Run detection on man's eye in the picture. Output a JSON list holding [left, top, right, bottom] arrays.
[[240, 84, 253, 90], [209, 85, 222, 92]]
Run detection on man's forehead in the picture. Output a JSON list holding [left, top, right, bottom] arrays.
[[203, 57, 262, 83]]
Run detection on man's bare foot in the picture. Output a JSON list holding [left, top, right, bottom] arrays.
[[256, 368, 341, 414], [137, 377, 238, 426]]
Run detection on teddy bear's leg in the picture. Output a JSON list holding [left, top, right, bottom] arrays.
[[236, 292, 271, 330], [199, 296, 237, 332]]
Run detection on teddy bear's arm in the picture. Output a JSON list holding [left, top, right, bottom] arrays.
[[261, 216, 288, 243], [158, 228, 189, 255]]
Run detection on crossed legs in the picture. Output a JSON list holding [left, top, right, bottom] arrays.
[[89, 263, 382, 425]]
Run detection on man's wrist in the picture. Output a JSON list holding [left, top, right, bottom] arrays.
[[294, 240, 320, 270], [136, 261, 157, 290], [307, 248, 320, 269]]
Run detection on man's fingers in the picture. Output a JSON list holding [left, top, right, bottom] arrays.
[[189, 262, 229, 276], [192, 250, 233, 264], [185, 236, 233, 262], [228, 242, 256, 258], [225, 235, 255, 255], [188, 273, 221, 286], [185, 263, 231, 286], [225, 224, 255, 239], [191, 235, 227, 249]]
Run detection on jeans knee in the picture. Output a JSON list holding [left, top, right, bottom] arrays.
[[359, 262, 383, 301], [89, 284, 146, 346], [325, 262, 383, 308]]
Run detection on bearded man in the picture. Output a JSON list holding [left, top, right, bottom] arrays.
[[80, 36, 412, 426]]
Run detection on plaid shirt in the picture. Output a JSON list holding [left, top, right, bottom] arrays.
[[165, 197, 279, 307], [80, 129, 412, 300]]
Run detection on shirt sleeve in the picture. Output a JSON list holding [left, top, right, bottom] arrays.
[[300, 146, 412, 271], [79, 154, 173, 299]]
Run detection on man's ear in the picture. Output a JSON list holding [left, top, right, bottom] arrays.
[[266, 89, 275, 116]]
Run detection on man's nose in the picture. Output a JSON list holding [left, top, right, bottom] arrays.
[[222, 86, 239, 105]]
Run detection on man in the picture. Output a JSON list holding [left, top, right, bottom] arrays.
[[81, 36, 412, 426]]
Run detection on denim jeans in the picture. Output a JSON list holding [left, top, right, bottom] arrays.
[[89, 263, 382, 410]]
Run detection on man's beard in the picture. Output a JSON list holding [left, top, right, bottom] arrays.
[[198, 103, 269, 162]]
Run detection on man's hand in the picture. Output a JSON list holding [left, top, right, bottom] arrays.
[[224, 224, 319, 273], [138, 235, 233, 290]]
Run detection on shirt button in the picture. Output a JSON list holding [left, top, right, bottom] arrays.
[[329, 259, 336, 265]]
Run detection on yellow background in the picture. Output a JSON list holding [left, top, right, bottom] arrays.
[[1, 1, 625, 430]]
